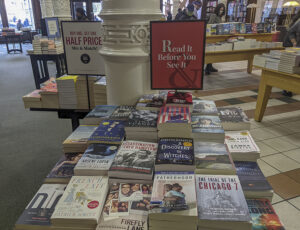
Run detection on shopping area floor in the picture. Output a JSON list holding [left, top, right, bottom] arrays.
[[0, 44, 299, 230]]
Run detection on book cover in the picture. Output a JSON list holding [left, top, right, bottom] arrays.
[[51, 176, 108, 222], [109, 141, 158, 175], [191, 115, 224, 134], [252, 23, 258, 34], [225, 131, 260, 153], [150, 172, 197, 213], [15, 184, 66, 228], [194, 142, 234, 171], [46, 153, 83, 180], [136, 94, 165, 109], [192, 99, 217, 115], [211, 24, 217, 35], [64, 125, 98, 144], [110, 106, 135, 120], [235, 161, 272, 191], [156, 138, 194, 166], [126, 110, 158, 128], [218, 107, 249, 123], [86, 105, 118, 119], [88, 120, 125, 144], [103, 183, 152, 220], [158, 106, 191, 125], [246, 23, 252, 34], [23, 90, 42, 101], [196, 175, 251, 221], [166, 91, 193, 105], [40, 78, 57, 94], [97, 215, 147, 230], [247, 199, 285, 230], [75, 144, 120, 172]]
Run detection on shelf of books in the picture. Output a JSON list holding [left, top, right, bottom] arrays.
[[15, 91, 285, 230]]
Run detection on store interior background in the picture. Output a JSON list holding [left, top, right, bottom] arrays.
[[1, 0, 300, 230]]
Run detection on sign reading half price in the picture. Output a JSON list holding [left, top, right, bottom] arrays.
[[150, 21, 206, 90], [61, 21, 105, 75]]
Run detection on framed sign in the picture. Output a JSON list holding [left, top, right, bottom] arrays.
[[150, 21, 206, 90], [61, 21, 105, 75], [45, 18, 60, 38]]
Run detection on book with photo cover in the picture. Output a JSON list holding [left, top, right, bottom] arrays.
[[126, 110, 158, 130], [109, 106, 135, 120], [158, 106, 191, 126], [155, 138, 194, 171], [191, 115, 224, 133], [136, 93, 165, 111], [108, 141, 158, 180], [74, 143, 120, 176], [217, 107, 250, 131], [45, 153, 83, 183], [192, 99, 218, 115], [166, 91, 193, 107], [82, 105, 118, 125]]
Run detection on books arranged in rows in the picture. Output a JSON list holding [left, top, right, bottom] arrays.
[[225, 131, 260, 162], [94, 77, 107, 105], [218, 107, 250, 131], [192, 98, 218, 116], [166, 91, 193, 108], [125, 110, 158, 142], [28, 37, 64, 55], [149, 172, 198, 230], [81, 105, 118, 125]]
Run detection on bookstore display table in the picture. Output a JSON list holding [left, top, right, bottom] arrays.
[[205, 47, 284, 74], [3, 34, 23, 54], [29, 53, 66, 89], [206, 33, 274, 44], [30, 108, 89, 131], [254, 67, 300, 122]]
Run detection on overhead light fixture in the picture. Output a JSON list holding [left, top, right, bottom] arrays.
[[283, 1, 300, 7]]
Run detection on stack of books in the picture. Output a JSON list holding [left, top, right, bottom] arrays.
[[192, 99, 218, 116], [48, 41, 64, 54], [57, 75, 78, 109], [218, 107, 250, 131], [136, 93, 165, 111], [94, 77, 107, 105], [76, 76, 98, 109], [225, 131, 260, 162], [39, 78, 59, 108], [157, 106, 192, 138], [125, 110, 158, 142], [31, 38, 43, 54], [81, 105, 118, 125], [22, 90, 42, 108], [110, 106, 135, 120], [278, 50, 300, 74]]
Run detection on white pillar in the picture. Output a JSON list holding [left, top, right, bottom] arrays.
[[99, 0, 162, 105]]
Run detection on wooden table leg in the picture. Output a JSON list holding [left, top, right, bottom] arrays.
[[247, 56, 254, 74], [255, 71, 272, 122]]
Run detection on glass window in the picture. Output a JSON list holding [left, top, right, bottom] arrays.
[[0, 12, 2, 29], [163, 0, 173, 16], [92, 2, 102, 21], [5, 0, 35, 30]]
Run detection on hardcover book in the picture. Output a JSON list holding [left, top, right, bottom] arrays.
[[45, 153, 83, 183], [247, 199, 285, 230], [158, 106, 191, 126], [136, 94, 165, 111], [166, 91, 193, 106], [102, 183, 152, 221], [110, 106, 135, 120], [126, 110, 158, 129], [194, 142, 236, 175], [196, 175, 251, 225], [15, 184, 66, 229], [51, 176, 109, 228], [74, 144, 120, 176], [217, 107, 250, 131], [155, 138, 194, 171], [86, 105, 118, 119], [109, 141, 158, 180], [88, 120, 125, 145], [192, 99, 218, 115]]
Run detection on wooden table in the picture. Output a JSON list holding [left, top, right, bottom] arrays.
[[255, 67, 300, 122], [205, 47, 284, 74], [206, 33, 274, 44]]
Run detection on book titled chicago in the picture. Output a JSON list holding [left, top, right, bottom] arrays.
[[74, 143, 120, 176], [155, 138, 194, 171], [15, 184, 66, 230], [51, 176, 109, 228], [109, 105, 135, 120], [158, 106, 191, 125], [109, 141, 158, 180], [196, 175, 251, 229], [247, 199, 285, 230], [88, 120, 125, 145]]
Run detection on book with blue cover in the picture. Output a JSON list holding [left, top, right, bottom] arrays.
[[88, 120, 125, 145], [155, 138, 194, 171]]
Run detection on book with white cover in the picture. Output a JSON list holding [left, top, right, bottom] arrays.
[[97, 214, 148, 230]]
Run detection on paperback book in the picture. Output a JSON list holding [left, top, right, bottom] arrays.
[[218, 107, 250, 131], [97, 214, 148, 230], [126, 110, 158, 131], [192, 99, 218, 116], [81, 105, 118, 125], [110, 106, 135, 120], [136, 93, 165, 111], [166, 91, 193, 107]]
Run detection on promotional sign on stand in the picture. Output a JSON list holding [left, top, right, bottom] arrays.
[[150, 21, 206, 90], [45, 18, 60, 38]]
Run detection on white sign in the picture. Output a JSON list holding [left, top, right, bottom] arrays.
[[61, 21, 105, 75]]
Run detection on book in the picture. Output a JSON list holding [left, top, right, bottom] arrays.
[[15, 184, 66, 230], [192, 99, 218, 116], [150, 172, 198, 225], [97, 215, 148, 230], [51, 176, 109, 228], [218, 107, 250, 131], [110, 106, 135, 120], [196, 174, 252, 230], [74, 144, 119, 176], [126, 110, 158, 132], [88, 120, 125, 145], [194, 142, 236, 175], [45, 153, 83, 184], [81, 105, 118, 125], [102, 182, 152, 221], [108, 141, 158, 181], [155, 138, 194, 171], [136, 94, 165, 111], [166, 91, 193, 107], [246, 199, 285, 230], [191, 115, 225, 143], [235, 161, 273, 200], [23, 90, 42, 108], [225, 131, 260, 162]]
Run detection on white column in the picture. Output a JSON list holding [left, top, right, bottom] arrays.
[[99, 0, 162, 105]]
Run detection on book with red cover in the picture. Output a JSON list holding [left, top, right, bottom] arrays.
[[40, 77, 57, 94], [158, 106, 191, 125], [166, 91, 193, 107]]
